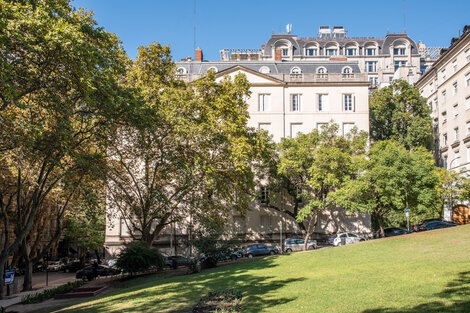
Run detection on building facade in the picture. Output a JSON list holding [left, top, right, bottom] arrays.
[[105, 26, 438, 257], [416, 25, 470, 220]]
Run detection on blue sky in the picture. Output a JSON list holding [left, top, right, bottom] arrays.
[[72, 0, 469, 61]]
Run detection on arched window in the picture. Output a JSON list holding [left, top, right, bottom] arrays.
[[317, 67, 327, 74], [290, 67, 302, 74], [259, 66, 271, 74], [342, 67, 353, 74], [207, 66, 218, 73], [177, 67, 187, 74]]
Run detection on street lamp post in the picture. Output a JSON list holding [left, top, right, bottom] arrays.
[[449, 156, 461, 222]]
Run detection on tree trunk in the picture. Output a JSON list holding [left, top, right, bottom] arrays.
[[375, 212, 385, 237], [21, 240, 33, 291], [0, 260, 5, 299], [95, 249, 101, 264], [303, 233, 310, 251]]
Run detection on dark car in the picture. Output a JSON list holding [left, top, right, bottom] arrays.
[[245, 244, 278, 258], [164, 256, 193, 268], [75, 265, 119, 280], [380, 227, 411, 237], [63, 261, 83, 273], [412, 218, 442, 232], [419, 221, 456, 231]]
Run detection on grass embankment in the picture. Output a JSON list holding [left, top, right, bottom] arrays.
[[45, 225, 470, 312]]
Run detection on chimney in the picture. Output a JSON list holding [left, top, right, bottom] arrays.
[[195, 47, 203, 61], [275, 49, 282, 61]]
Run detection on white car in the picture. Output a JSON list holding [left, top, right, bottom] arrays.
[[47, 261, 64, 271], [332, 233, 366, 246]]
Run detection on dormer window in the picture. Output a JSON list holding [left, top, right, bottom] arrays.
[[317, 67, 327, 74], [393, 47, 406, 55], [366, 48, 376, 55], [177, 67, 187, 74], [290, 67, 302, 74], [306, 48, 318, 56], [282, 48, 289, 56], [207, 66, 218, 73], [342, 67, 353, 74]]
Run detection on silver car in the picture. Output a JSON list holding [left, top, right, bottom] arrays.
[[284, 238, 318, 252], [332, 232, 366, 246]]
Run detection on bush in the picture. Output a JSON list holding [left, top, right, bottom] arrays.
[[116, 242, 164, 275], [192, 228, 239, 268], [21, 280, 84, 304]]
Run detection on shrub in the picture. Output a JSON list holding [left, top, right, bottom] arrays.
[[21, 280, 84, 304], [116, 241, 164, 275]]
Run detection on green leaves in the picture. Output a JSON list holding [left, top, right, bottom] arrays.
[[369, 80, 433, 150]]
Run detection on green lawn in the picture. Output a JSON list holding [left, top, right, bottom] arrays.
[[47, 225, 470, 312]]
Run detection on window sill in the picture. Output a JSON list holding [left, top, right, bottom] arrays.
[[440, 146, 449, 153], [463, 134, 470, 144], [451, 141, 460, 149]]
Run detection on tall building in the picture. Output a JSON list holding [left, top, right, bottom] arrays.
[[105, 27, 438, 257], [416, 25, 470, 221]]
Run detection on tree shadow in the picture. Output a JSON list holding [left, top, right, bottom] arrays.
[[43, 255, 304, 313], [362, 271, 470, 313]]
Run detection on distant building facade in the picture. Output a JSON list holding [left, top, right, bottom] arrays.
[[105, 26, 438, 257], [416, 25, 470, 221]]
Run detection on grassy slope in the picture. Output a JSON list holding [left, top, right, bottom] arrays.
[[48, 225, 470, 313]]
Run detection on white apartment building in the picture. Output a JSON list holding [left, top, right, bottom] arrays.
[[416, 25, 470, 222], [105, 27, 438, 257]]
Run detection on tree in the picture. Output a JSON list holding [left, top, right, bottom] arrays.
[[332, 140, 439, 237], [369, 80, 433, 150], [0, 0, 128, 295], [272, 124, 367, 250], [106, 43, 269, 247]]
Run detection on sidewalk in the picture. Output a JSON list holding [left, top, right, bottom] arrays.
[[0, 273, 77, 309]]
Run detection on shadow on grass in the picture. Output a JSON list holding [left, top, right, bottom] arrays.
[[50, 255, 303, 313], [362, 271, 470, 313]]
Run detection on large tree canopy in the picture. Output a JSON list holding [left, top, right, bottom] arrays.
[[0, 0, 128, 294], [332, 140, 439, 237], [106, 43, 270, 246], [369, 79, 433, 150]]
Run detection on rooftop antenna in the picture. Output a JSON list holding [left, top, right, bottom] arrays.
[[286, 24, 292, 34], [403, 0, 406, 33], [193, 0, 196, 52]]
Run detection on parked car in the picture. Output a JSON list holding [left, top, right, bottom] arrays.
[[47, 261, 65, 271], [63, 261, 83, 273], [332, 233, 366, 246], [75, 264, 120, 279], [418, 221, 456, 231], [412, 218, 442, 232], [245, 244, 279, 258], [284, 238, 317, 252], [106, 259, 118, 268], [374, 227, 411, 238], [229, 247, 247, 261], [164, 255, 194, 268]]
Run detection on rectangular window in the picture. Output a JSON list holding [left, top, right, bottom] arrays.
[[258, 123, 271, 133], [259, 215, 271, 230], [326, 49, 337, 56], [467, 97, 470, 110], [442, 90, 446, 103], [393, 48, 405, 55], [394, 61, 406, 71], [318, 94, 329, 111], [306, 48, 317, 56], [467, 121, 470, 135], [453, 82, 458, 95], [441, 69, 446, 81], [466, 72, 470, 87], [454, 127, 459, 141], [317, 123, 328, 131], [260, 187, 268, 204], [365, 61, 377, 72], [453, 60, 458, 73], [290, 123, 302, 138], [282, 48, 289, 56], [454, 104, 459, 117], [291, 94, 301, 111], [366, 48, 376, 55], [443, 133, 447, 145], [346, 48, 356, 56], [343, 94, 353, 111], [343, 123, 355, 136], [442, 111, 447, 123], [258, 94, 270, 112], [466, 49, 470, 61], [389, 76, 393, 82], [369, 77, 378, 86], [443, 156, 448, 169]]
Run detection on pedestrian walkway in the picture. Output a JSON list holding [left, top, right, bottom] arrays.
[[0, 273, 76, 309]]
